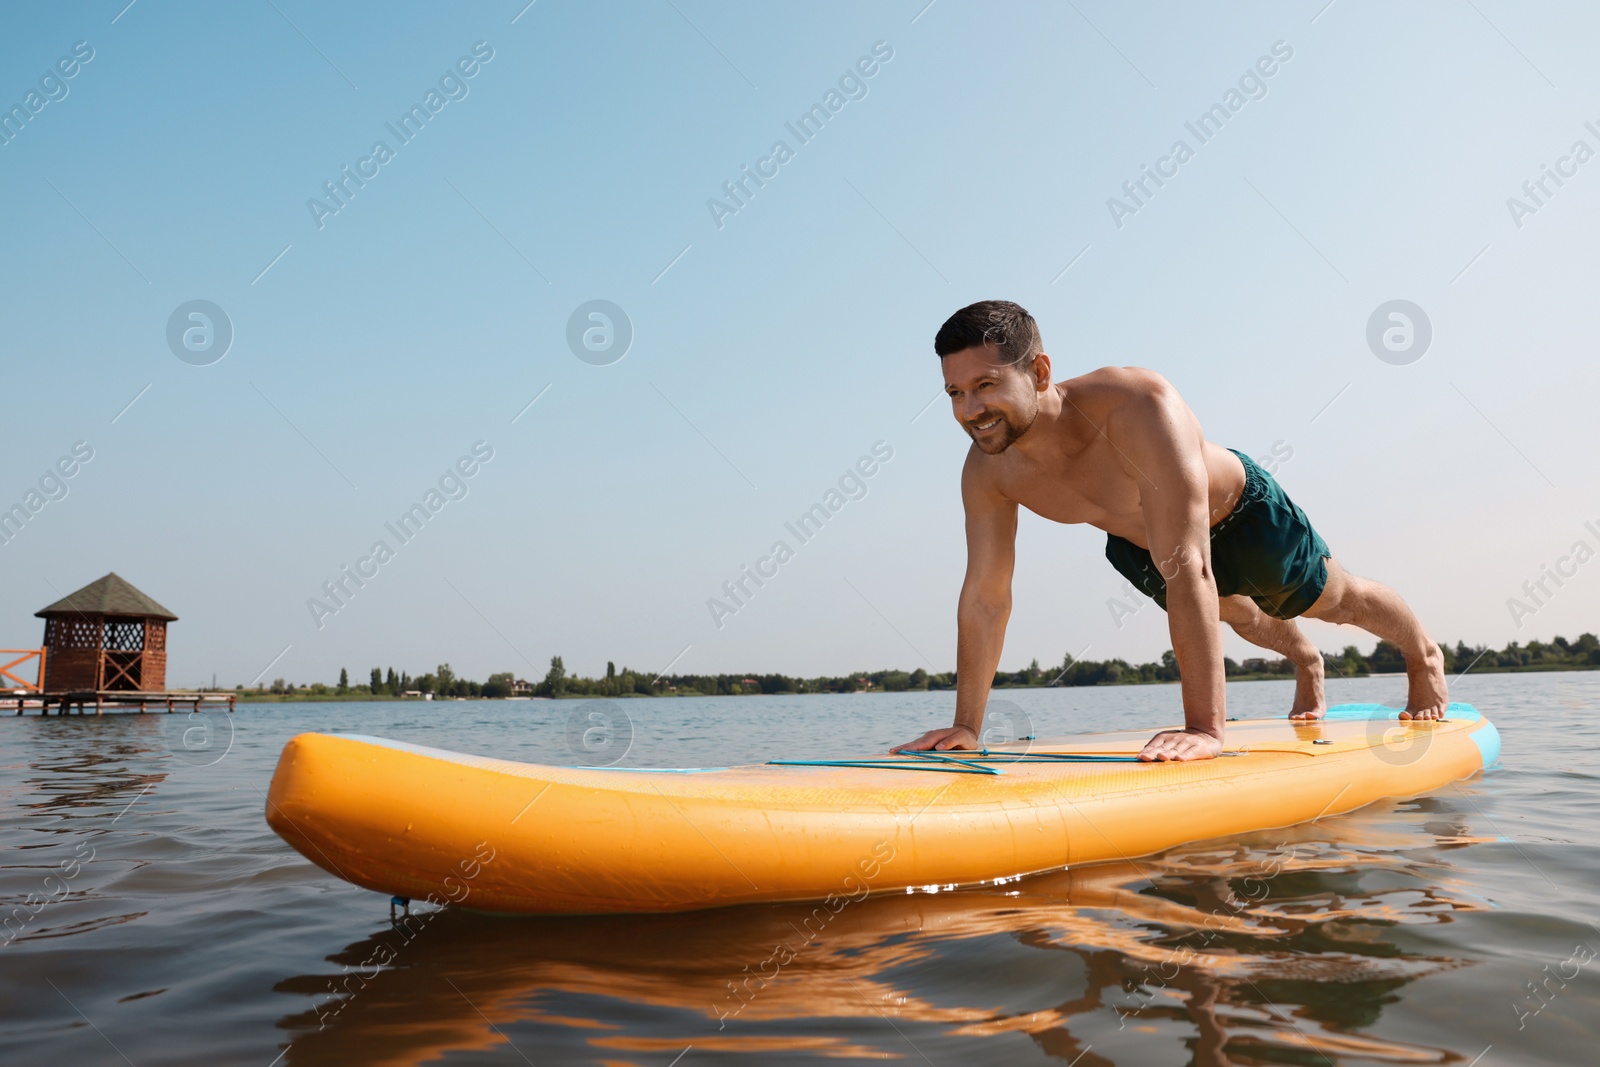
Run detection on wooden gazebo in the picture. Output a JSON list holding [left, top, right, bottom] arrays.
[[37, 572, 176, 692]]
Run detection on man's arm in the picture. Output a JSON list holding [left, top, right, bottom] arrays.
[[1109, 375, 1226, 761], [891, 453, 1016, 752]]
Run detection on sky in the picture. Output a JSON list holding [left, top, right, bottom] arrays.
[[1, 0, 1597, 688]]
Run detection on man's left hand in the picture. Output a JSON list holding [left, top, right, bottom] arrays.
[[1138, 728, 1223, 762]]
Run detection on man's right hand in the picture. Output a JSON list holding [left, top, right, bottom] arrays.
[[891, 725, 979, 753]]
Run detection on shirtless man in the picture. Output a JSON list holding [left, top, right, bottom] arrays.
[[893, 300, 1450, 762]]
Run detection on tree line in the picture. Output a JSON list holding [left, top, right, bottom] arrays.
[[236, 632, 1600, 700]]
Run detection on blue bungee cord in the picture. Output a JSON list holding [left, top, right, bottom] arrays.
[[767, 748, 1150, 775]]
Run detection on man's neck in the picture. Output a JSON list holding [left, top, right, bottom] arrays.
[[1008, 382, 1068, 463]]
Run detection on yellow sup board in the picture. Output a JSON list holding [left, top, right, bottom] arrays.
[[264, 702, 1499, 915]]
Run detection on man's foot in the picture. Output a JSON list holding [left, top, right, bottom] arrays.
[[1401, 643, 1449, 720], [1287, 659, 1327, 720]]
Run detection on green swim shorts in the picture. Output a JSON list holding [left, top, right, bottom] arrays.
[[1104, 448, 1332, 620]]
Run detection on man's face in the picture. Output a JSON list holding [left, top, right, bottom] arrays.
[[942, 345, 1043, 454]]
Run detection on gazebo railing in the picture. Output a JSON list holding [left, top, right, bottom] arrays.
[[0, 648, 46, 692]]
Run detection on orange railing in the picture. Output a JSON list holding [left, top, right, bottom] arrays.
[[0, 648, 46, 692]]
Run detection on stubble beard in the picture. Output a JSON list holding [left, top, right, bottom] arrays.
[[967, 404, 1038, 454]]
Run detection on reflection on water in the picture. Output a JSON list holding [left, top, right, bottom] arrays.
[[273, 799, 1491, 1066], [5, 675, 1600, 1066], [3, 718, 166, 950]]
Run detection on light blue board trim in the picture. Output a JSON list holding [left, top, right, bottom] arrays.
[[1321, 702, 1498, 769], [1468, 717, 1502, 769], [1321, 701, 1480, 722]]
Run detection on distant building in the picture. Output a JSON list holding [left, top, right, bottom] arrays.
[[510, 678, 534, 696]]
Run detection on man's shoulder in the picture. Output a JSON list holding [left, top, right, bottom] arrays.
[[1069, 367, 1181, 425], [1072, 364, 1174, 397]]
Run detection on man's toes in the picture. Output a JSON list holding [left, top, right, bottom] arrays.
[[1400, 704, 1447, 721]]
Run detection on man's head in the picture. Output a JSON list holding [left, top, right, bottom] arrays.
[[935, 300, 1050, 454]]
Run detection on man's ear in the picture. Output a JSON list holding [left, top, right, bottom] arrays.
[[1032, 352, 1052, 391]]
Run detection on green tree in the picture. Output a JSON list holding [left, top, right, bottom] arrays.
[[1370, 640, 1406, 672], [543, 655, 567, 697], [483, 672, 514, 699], [1156, 649, 1179, 681], [437, 663, 456, 697], [338, 668, 349, 692], [370, 667, 382, 694]]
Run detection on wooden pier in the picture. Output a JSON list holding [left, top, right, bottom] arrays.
[[9, 690, 236, 715]]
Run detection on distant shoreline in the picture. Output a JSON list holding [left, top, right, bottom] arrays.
[[216, 662, 1598, 702]]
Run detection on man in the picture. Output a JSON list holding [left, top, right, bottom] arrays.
[[893, 300, 1449, 762]]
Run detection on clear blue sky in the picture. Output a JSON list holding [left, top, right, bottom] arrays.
[[2, 1, 1596, 687]]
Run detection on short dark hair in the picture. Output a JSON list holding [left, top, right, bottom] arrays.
[[934, 300, 1041, 368]]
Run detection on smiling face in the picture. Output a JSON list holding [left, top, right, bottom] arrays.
[[941, 345, 1049, 454]]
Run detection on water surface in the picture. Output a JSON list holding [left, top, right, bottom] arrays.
[[2, 672, 1597, 1065]]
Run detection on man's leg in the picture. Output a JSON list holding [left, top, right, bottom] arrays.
[[1299, 556, 1449, 720], [1218, 594, 1327, 718]]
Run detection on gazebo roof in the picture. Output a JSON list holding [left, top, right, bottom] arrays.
[[35, 573, 177, 621]]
